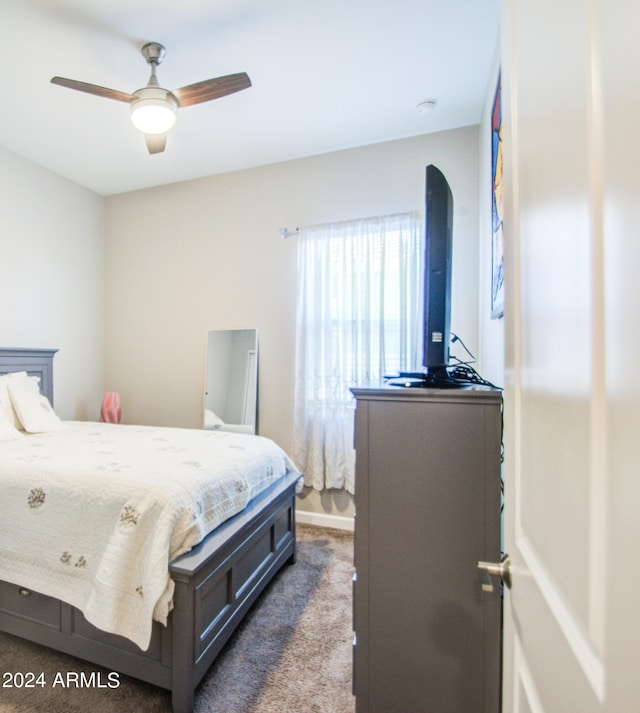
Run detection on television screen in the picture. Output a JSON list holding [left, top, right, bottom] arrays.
[[423, 164, 454, 385], [388, 165, 499, 389]]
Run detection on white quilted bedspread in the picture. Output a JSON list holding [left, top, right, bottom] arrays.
[[0, 422, 298, 650]]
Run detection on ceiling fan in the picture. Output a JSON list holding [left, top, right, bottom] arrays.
[[51, 42, 252, 154]]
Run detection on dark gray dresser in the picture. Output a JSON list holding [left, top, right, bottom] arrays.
[[351, 385, 502, 713]]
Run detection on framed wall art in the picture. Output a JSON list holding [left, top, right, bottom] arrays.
[[491, 73, 504, 319]]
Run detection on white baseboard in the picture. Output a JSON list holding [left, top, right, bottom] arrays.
[[296, 510, 354, 532]]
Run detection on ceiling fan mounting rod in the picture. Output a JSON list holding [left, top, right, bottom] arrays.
[[141, 42, 166, 87]]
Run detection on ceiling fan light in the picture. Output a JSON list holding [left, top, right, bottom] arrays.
[[130, 88, 177, 134]]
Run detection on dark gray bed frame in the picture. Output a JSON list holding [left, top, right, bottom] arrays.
[[0, 348, 299, 713]]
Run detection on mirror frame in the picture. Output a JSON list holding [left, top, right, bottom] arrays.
[[204, 329, 258, 434]]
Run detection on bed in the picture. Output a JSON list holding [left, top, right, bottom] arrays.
[[0, 347, 301, 713]]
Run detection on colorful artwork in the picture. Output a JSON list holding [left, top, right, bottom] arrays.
[[491, 73, 504, 319]]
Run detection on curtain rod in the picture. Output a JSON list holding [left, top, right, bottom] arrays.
[[280, 211, 422, 239]]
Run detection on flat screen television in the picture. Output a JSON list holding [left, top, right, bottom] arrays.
[[422, 164, 455, 386], [390, 165, 496, 389]]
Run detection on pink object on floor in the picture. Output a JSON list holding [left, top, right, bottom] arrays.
[[100, 392, 121, 424]]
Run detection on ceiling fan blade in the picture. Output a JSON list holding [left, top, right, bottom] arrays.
[[145, 133, 167, 154], [51, 76, 135, 103], [173, 72, 251, 107]]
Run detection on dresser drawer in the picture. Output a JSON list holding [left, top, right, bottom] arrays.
[[0, 581, 61, 628]]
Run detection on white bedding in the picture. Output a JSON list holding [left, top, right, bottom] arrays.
[[0, 421, 299, 650]]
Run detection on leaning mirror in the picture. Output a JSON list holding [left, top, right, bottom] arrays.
[[204, 329, 258, 434]]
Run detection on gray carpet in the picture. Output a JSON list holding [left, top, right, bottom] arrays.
[[0, 524, 355, 713]]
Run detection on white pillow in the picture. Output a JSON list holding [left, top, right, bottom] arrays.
[[205, 409, 225, 429], [0, 405, 22, 441], [0, 372, 40, 429], [7, 380, 65, 433]]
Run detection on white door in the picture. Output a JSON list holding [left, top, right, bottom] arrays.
[[500, 0, 640, 711]]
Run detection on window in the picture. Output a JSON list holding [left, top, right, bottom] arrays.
[[293, 212, 424, 493]]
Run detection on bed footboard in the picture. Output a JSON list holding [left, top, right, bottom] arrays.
[[0, 471, 300, 713], [169, 471, 299, 713]]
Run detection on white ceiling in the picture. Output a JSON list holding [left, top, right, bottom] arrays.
[[0, 0, 499, 196]]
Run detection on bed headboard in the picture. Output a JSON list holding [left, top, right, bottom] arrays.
[[0, 348, 58, 405]]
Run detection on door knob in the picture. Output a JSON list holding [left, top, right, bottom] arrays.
[[477, 554, 512, 591]]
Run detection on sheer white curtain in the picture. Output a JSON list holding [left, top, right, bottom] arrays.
[[293, 212, 424, 494]]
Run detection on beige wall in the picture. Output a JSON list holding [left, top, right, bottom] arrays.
[[0, 145, 105, 420], [0, 123, 492, 522], [105, 127, 481, 518]]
